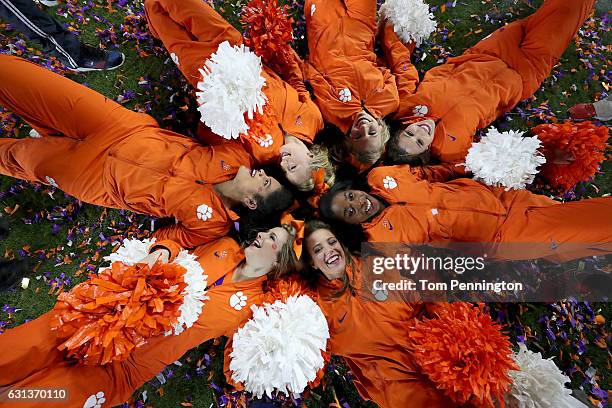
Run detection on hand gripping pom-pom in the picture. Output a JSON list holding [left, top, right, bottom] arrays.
[[51, 238, 207, 365], [533, 121, 608, 193]]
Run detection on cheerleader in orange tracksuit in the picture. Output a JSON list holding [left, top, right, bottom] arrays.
[[319, 165, 612, 262], [303, 0, 402, 169], [0, 225, 299, 407], [0, 55, 294, 248], [303, 220, 457, 408], [144, 0, 333, 192], [383, 0, 596, 166]]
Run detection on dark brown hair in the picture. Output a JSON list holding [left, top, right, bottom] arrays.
[[386, 128, 432, 166]]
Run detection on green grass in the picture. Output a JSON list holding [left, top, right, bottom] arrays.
[[0, 0, 610, 406]]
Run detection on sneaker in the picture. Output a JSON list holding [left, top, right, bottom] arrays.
[[71, 44, 125, 72], [36, 0, 59, 6], [568, 103, 596, 120]]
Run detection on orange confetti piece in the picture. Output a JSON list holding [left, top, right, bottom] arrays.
[[4, 204, 19, 215]]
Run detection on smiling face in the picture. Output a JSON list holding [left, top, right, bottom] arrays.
[[233, 166, 283, 209], [329, 189, 383, 224], [395, 119, 435, 155], [306, 228, 346, 279], [279, 137, 313, 187], [244, 226, 290, 273], [347, 110, 384, 161]]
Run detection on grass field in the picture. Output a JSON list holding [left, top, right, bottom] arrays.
[[0, 0, 610, 406]]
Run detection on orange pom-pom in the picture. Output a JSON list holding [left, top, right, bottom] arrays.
[[51, 261, 187, 365], [408, 303, 517, 407], [263, 275, 314, 304], [532, 121, 609, 193], [241, 0, 294, 70]]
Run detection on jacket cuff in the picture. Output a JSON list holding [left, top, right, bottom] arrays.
[[149, 240, 182, 262]]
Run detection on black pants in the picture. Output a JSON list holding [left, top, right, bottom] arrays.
[[0, 0, 80, 68]]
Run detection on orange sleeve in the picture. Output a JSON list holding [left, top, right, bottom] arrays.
[[153, 220, 230, 250], [408, 163, 468, 183], [274, 50, 309, 102], [222, 336, 246, 391], [378, 23, 420, 117], [149, 239, 182, 262], [344, 0, 376, 24], [238, 127, 285, 166], [152, 184, 233, 249]]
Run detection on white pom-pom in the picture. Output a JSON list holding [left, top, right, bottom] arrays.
[[196, 41, 267, 140], [463, 128, 546, 190], [103, 237, 156, 266], [380, 0, 437, 46], [168, 250, 208, 335], [505, 344, 587, 408], [230, 295, 329, 398]]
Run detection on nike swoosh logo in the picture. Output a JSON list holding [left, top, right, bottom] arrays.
[[449, 134, 457, 141], [337, 311, 348, 324], [386, 221, 393, 230]]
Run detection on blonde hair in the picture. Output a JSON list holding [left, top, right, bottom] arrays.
[[344, 119, 391, 165], [296, 144, 337, 192]]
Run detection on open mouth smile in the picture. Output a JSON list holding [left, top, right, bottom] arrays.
[[325, 252, 342, 266], [363, 197, 373, 214], [417, 123, 432, 135]]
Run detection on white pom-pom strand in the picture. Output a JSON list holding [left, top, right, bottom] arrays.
[[380, 0, 437, 46], [230, 295, 329, 398], [505, 343, 587, 408], [196, 41, 267, 140], [104, 237, 156, 266], [168, 250, 208, 335], [463, 127, 546, 190]]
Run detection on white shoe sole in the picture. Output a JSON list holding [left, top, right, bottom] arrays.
[[37, 0, 58, 6], [69, 52, 125, 73]]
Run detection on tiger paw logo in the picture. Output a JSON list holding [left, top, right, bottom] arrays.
[[295, 115, 303, 126], [412, 105, 428, 116], [214, 250, 228, 258], [229, 291, 248, 310], [83, 391, 106, 408], [220, 160, 232, 171], [383, 176, 397, 190], [338, 88, 352, 103], [259, 134, 273, 148], [196, 204, 213, 221], [382, 219, 393, 230], [371, 286, 389, 301]]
